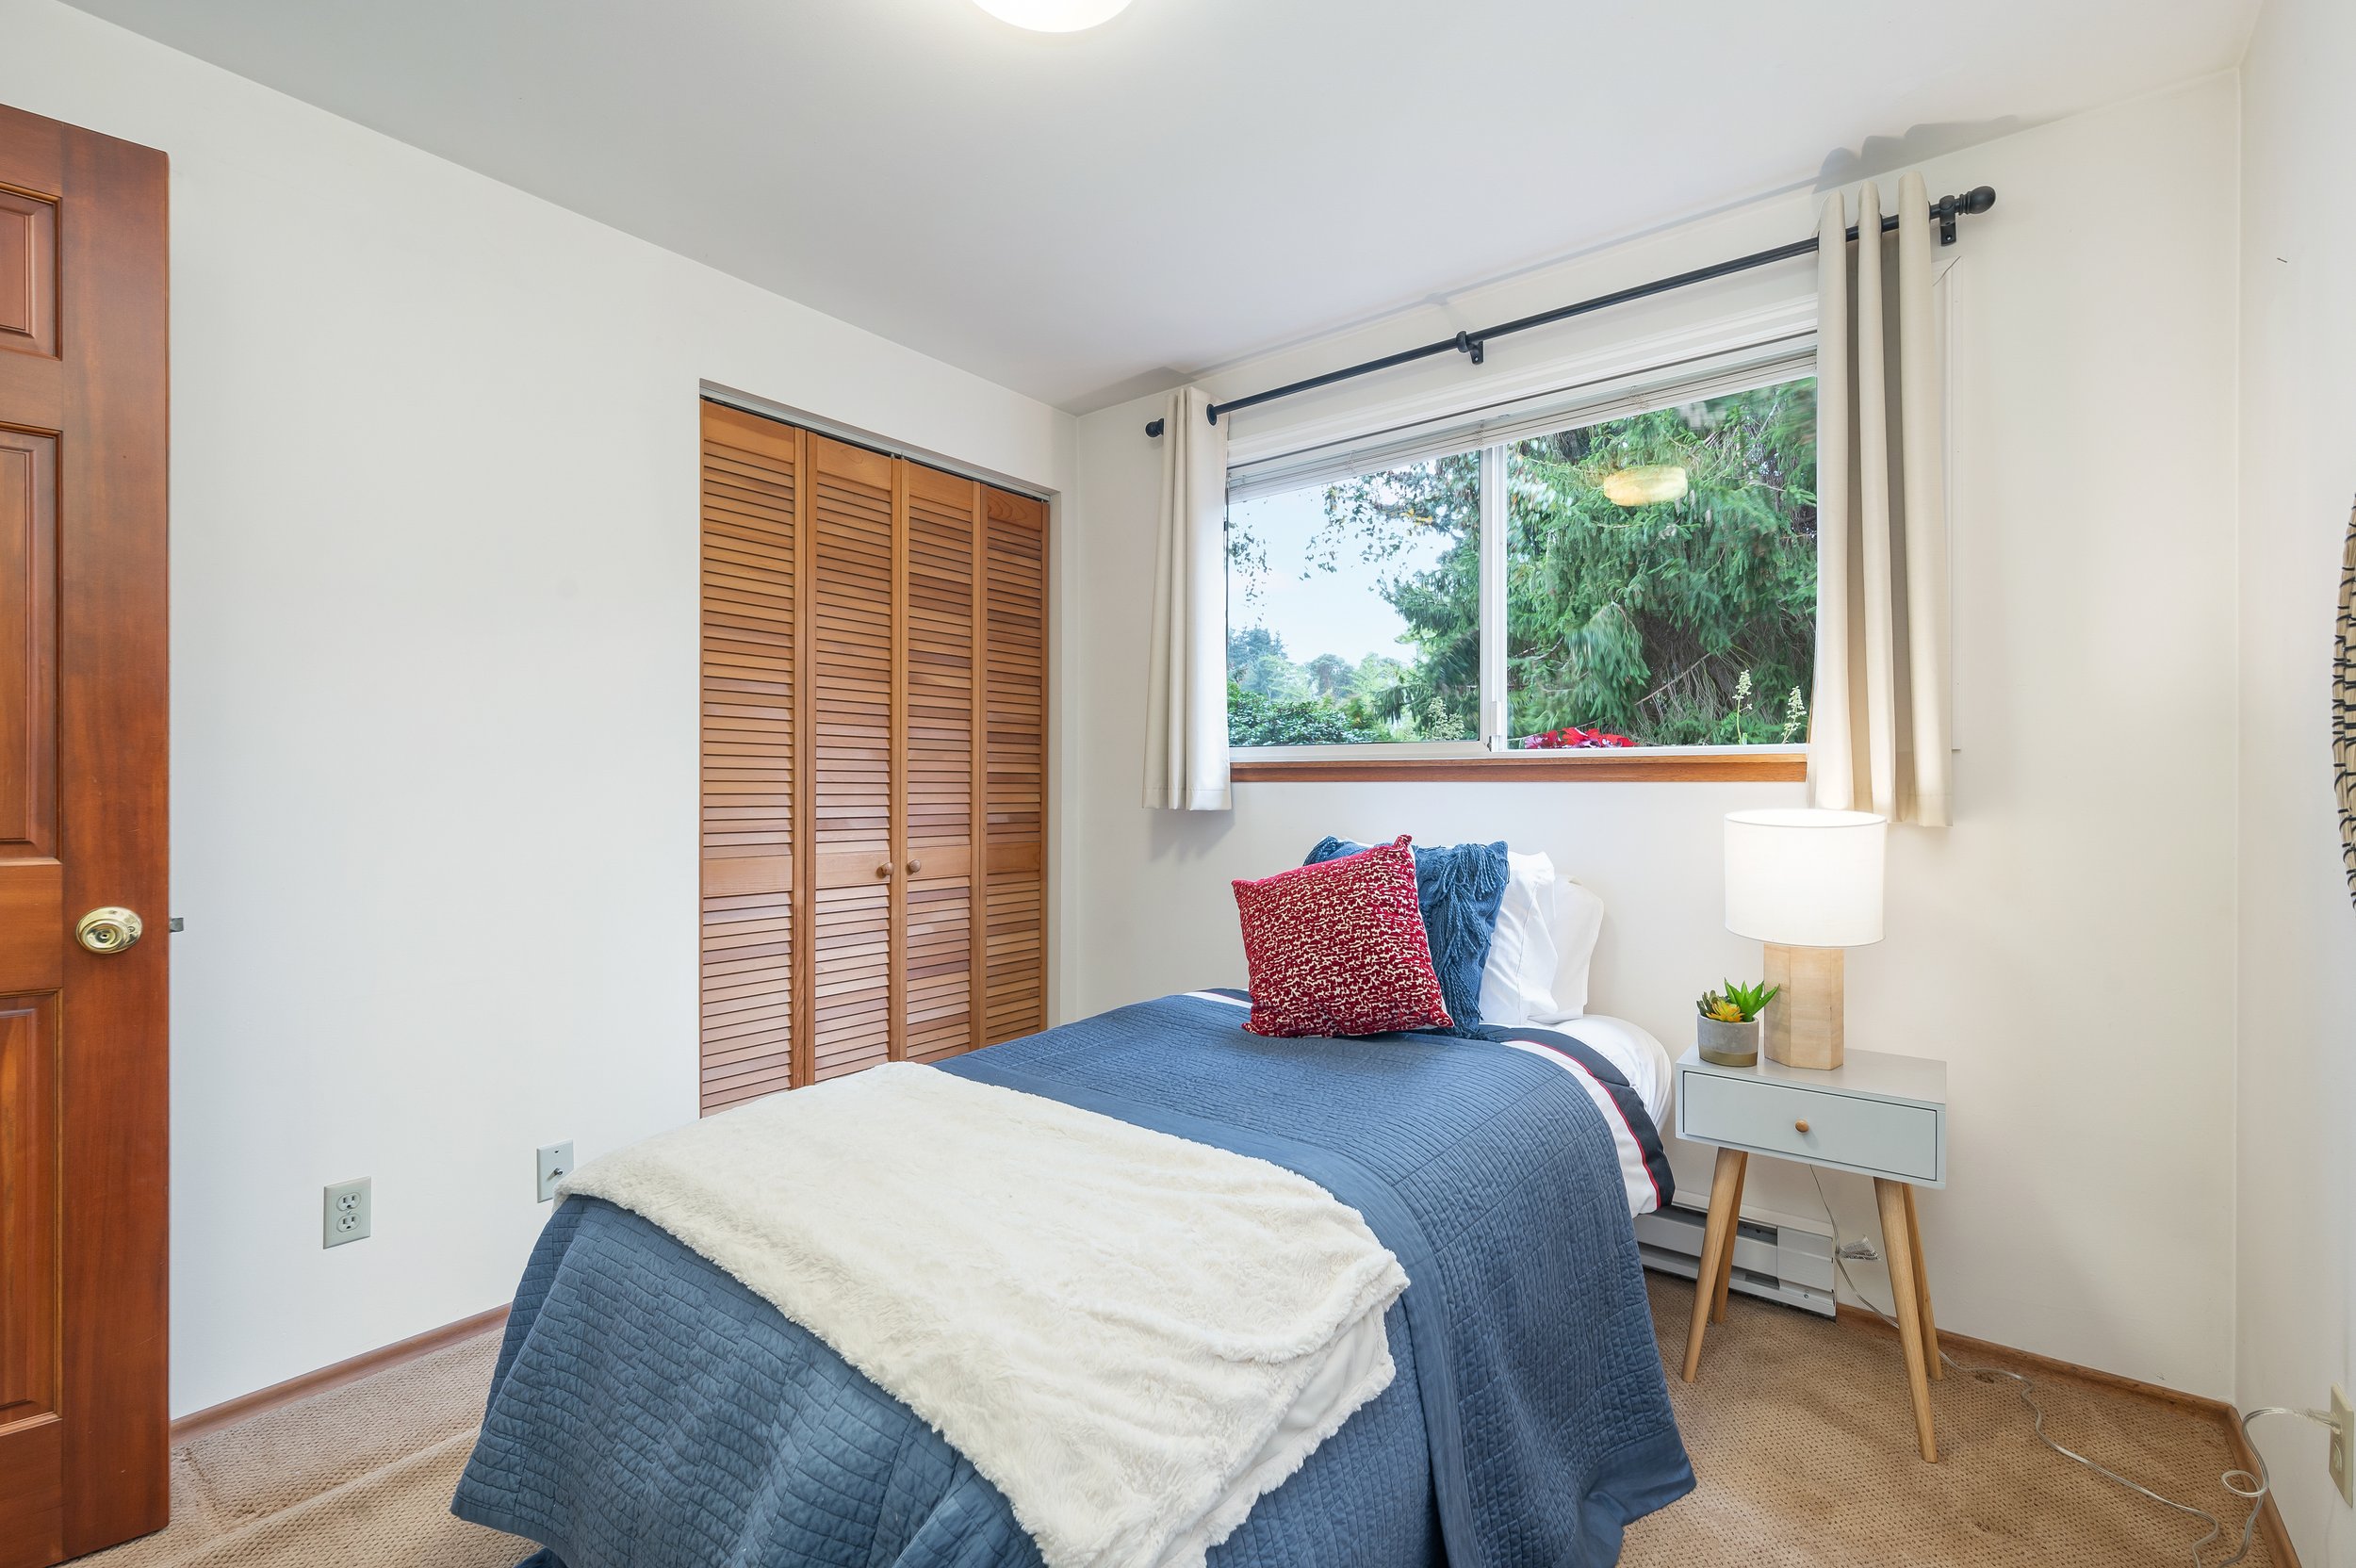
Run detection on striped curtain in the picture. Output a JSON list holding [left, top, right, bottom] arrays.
[[1809, 173, 1955, 826]]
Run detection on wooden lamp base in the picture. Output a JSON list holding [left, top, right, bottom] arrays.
[[1762, 942, 1844, 1070]]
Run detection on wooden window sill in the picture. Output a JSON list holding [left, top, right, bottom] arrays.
[[1228, 750, 1808, 784]]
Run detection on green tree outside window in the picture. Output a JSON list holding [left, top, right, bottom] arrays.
[[1224, 380, 1817, 749]]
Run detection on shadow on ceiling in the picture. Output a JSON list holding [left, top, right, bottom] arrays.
[[1814, 118, 2034, 190], [1063, 365, 1201, 417]]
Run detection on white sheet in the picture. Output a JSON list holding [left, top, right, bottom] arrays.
[[1492, 1015, 1670, 1218], [1546, 1013, 1674, 1125]]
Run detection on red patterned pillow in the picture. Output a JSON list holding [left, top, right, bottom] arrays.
[[1232, 835, 1453, 1038]]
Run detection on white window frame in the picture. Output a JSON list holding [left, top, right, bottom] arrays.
[[1224, 331, 1822, 760]]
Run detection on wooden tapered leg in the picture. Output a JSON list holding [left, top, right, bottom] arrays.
[[1710, 1152, 1749, 1323], [1681, 1148, 1746, 1382], [1902, 1183, 1940, 1380], [1874, 1178, 1939, 1462]]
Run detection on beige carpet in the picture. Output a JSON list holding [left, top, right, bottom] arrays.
[[74, 1277, 2279, 1567], [1626, 1275, 2281, 1568], [74, 1332, 527, 1568]]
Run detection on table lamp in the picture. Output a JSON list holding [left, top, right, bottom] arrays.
[[1723, 808, 1887, 1070]]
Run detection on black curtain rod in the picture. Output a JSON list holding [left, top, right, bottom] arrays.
[[1144, 185, 1994, 437]]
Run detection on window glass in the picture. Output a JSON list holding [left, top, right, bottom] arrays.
[[1224, 450, 1482, 746], [1505, 380, 1817, 748]]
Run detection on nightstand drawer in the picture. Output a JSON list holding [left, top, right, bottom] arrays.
[[1680, 1070, 1941, 1183]]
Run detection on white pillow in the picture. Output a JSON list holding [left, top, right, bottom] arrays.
[[1478, 851, 1605, 1026], [1531, 878, 1604, 1024], [1481, 852, 1562, 1025]]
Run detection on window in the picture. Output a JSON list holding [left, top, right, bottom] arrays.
[[1226, 449, 1482, 746], [1224, 373, 1818, 760]]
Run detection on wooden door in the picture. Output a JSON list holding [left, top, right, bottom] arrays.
[[697, 405, 803, 1113], [0, 106, 171, 1567], [696, 407, 1046, 1100], [982, 487, 1047, 1045], [805, 435, 899, 1080], [898, 468, 980, 1062]]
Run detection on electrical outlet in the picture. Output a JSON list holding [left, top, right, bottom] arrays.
[[322, 1177, 371, 1248], [536, 1141, 574, 1204], [2330, 1384, 2353, 1508]]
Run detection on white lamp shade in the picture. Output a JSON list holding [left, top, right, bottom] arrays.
[[1724, 808, 1887, 947]]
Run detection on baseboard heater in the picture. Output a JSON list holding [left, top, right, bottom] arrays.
[[1635, 1194, 1835, 1317]]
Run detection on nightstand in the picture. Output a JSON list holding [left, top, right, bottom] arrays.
[[1673, 1045, 1949, 1461]]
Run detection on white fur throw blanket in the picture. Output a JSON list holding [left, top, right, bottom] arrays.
[[559, 1062, 1408, 1568]]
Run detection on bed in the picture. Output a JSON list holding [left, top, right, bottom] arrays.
[[450, 990, 1693, 1568]]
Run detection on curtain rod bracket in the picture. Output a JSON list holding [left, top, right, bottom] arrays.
[[1936, 186, 1998, 245], [1137, 404, 1219, 439], [1141, 182, 1994, 437]]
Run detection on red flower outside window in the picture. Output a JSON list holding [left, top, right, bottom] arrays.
[[1522, 726, 1637, 750]]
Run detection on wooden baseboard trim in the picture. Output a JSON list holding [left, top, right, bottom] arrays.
[[1833, 1305, 2301, 1568], [168, 1304, 510, 1446]]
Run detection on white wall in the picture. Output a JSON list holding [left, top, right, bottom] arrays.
[[0, 0, 2282, 1450], [2236, 0, 2356, 1556], [0, 0, 1072, 1417], [1071, 76, 2245, 1396]]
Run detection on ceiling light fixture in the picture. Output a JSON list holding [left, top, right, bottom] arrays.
[[972, 0, 1135, 31]]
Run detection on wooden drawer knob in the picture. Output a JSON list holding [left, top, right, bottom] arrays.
[[1794, 1119, 1810, 1135]]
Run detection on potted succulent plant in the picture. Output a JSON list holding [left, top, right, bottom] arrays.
[[1695, 980, 1780, 1068]]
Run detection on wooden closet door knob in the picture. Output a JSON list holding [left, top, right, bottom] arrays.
[[875, 861, 892, 880], [906, 858, 921, 876]]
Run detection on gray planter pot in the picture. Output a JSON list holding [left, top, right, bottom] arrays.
[[1696, 1011, 1762, 1068]]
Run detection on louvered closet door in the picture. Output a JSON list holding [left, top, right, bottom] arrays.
[[899, 467, 982, 1061], [983, 487, 1048, 1045], [807, 435, 901, 1080], [697, 406, 804, 1112], [699, 404, 1047, 1102]]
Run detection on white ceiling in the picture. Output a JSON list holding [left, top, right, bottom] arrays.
[[66, 0, 2256, 412]]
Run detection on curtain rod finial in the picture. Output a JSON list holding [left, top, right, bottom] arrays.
[[1140, 404, 1222, 436], [1933, 186, 1996, 244]]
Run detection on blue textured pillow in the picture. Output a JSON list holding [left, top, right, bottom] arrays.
[[1303, 837, 1509, 1036]]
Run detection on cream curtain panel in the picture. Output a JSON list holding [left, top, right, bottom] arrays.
[[1810, 172, 1954, 826], [1143, 387, 1232, 810]]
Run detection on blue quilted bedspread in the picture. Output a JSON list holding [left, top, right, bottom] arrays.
[[451, 994, 1692, 1568]]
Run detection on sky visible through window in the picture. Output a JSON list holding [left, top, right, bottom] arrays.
[[1225, 486, 1446, 665]]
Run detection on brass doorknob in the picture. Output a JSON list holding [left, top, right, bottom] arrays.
[[75, 906, 143, 955], [1793, 1119, 1810, 1135]]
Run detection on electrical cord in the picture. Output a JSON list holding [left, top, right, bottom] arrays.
[[1804, 1168, 2333, 1567]]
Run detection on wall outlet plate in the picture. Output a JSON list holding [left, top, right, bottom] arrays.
[[536, 1141, 574, 1204], [2331, 1384, 2353, 1508], [323, 1177, 371, 1248]]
